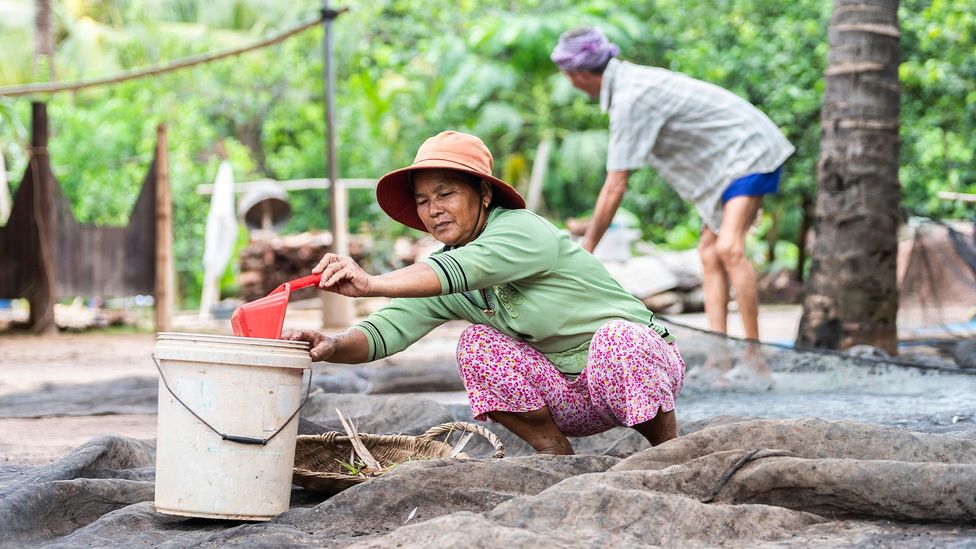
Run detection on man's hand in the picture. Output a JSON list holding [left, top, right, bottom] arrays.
[[582, 170, 630, 253], [312, 253, 373, 297], [282, 329, 336, 361]]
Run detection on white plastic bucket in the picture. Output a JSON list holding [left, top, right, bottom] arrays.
[[153, 332, 311, 521]]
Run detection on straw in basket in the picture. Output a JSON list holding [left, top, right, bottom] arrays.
[[293, 418, 505, 495]]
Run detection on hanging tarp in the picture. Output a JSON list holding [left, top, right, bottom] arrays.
[[0, 104, 160, 299], [199, 160, 238, 317]]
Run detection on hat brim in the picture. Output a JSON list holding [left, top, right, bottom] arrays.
[[376, 158, 526, 232]]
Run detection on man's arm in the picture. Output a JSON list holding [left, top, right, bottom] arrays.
[[581, 170, 630, 253]]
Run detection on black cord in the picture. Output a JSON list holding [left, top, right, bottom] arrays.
[[449, 197, 495, 316], [460, 287, 494, 316], [656, 316, 976, 375]]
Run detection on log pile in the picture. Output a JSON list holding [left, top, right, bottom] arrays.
[[239, 232, 339, 302], [238, 231, 441, 302]]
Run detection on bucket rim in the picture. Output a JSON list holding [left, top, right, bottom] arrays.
[[156, 332, 309, 351]]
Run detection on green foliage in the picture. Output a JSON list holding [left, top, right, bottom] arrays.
[[899, 0, 976, 217], [337, 457, 369, 476], [1, 0, 974, 305]]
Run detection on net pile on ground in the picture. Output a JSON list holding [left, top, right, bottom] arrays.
[[898, 219, 976, 340]]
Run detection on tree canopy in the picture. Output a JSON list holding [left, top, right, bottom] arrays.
[[0, 0, 973, 306]]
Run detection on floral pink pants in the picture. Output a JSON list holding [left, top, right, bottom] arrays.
[[455, 321, 686, 437]]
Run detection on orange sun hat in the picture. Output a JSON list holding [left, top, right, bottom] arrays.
[[375, 131, 526, 232]]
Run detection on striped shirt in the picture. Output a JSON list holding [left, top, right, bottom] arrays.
[[352, 208, 673, 375], [601, 58, 795, 231]]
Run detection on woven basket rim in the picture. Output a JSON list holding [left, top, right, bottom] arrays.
[[292, 422, 504, 493]]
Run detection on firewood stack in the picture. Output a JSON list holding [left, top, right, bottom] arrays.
[[238, 231, 442, 302], [238, 232, 345, 302]]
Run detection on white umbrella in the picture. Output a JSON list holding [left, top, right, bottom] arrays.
[[199, 161, 238, 320]]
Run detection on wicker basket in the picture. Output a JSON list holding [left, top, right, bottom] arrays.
[[292, 421, 505, 494]]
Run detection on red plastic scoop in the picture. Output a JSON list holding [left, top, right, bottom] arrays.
[[231, 273, 322, 339]]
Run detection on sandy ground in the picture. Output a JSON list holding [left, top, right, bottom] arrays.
[[0, 415, 158, 466], [0, 332, 158, 397], [0, 306, 468, 466], [0, 331, 158, 465], [664, 304, 802, 344], [0, 304, 802, 466]]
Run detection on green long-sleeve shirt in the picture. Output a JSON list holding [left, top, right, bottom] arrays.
[[353, 208, 673, 374]]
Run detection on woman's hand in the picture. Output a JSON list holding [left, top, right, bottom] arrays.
[[312, 253, 373, 297], [281, 329, 336, 361], [310, 253, 442, 299]]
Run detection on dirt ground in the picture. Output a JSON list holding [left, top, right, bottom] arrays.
[[0, 332, 158, 397], [0, 414, 157, 465], [0, 306, 469, 466], [667, 304, 802, 344], [0, 332, 157, 465], [0, 305, 803, 466]]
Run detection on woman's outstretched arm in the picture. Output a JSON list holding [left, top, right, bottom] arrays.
[[312, 254, 441, 298]]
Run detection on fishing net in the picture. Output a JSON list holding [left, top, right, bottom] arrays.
[[897, 218, 976, 339]]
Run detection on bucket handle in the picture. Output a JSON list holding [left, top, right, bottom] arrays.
[[152, 354, 313, 446]]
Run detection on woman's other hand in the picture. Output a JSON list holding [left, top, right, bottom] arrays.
[[282, 329, 336, 361], [312, 253, 373, 297]]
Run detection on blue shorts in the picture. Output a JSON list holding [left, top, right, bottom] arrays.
[[721, 166, 783, 203]]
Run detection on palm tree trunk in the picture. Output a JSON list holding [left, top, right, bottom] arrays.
[[795, 193, 813, 282], [796, 0, 902, 354]]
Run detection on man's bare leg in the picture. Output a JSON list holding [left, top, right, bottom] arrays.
[[715, 196, 764, 340], [699, 228, 730, 334]]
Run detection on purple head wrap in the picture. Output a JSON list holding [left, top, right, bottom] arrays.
[[550, 27, 620, 71]]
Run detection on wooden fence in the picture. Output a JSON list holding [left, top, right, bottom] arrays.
[[0, 102, 172, 332]]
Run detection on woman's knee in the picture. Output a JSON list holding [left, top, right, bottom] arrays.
[[457, 325, 495, 373], [457, 323, 499, 348], [593, 319, 644, 344], [590, 322, 672, 376], [456, 324, 534, 378], [590, 321, 659, 369]]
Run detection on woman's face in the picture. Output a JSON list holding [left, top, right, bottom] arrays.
[[413, 169, 492, 247]]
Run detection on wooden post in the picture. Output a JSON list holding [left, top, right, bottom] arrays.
[[321, 179, 354, 328], [155, 123, 174, 332], [0, 142, 10, 224], [28, 102, 57, 335], [332, 180, 349, 257], [33, 0, 55, 81], [261, 200, 273, 231], [526, 134, 551, 212], [320, 2, 354, 329]]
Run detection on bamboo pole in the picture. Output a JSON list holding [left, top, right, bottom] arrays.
[[0, 17, 328, 97], [155, 123, 174, 332], [195, 178, 376, 196], [937, 191, 976, 203]]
